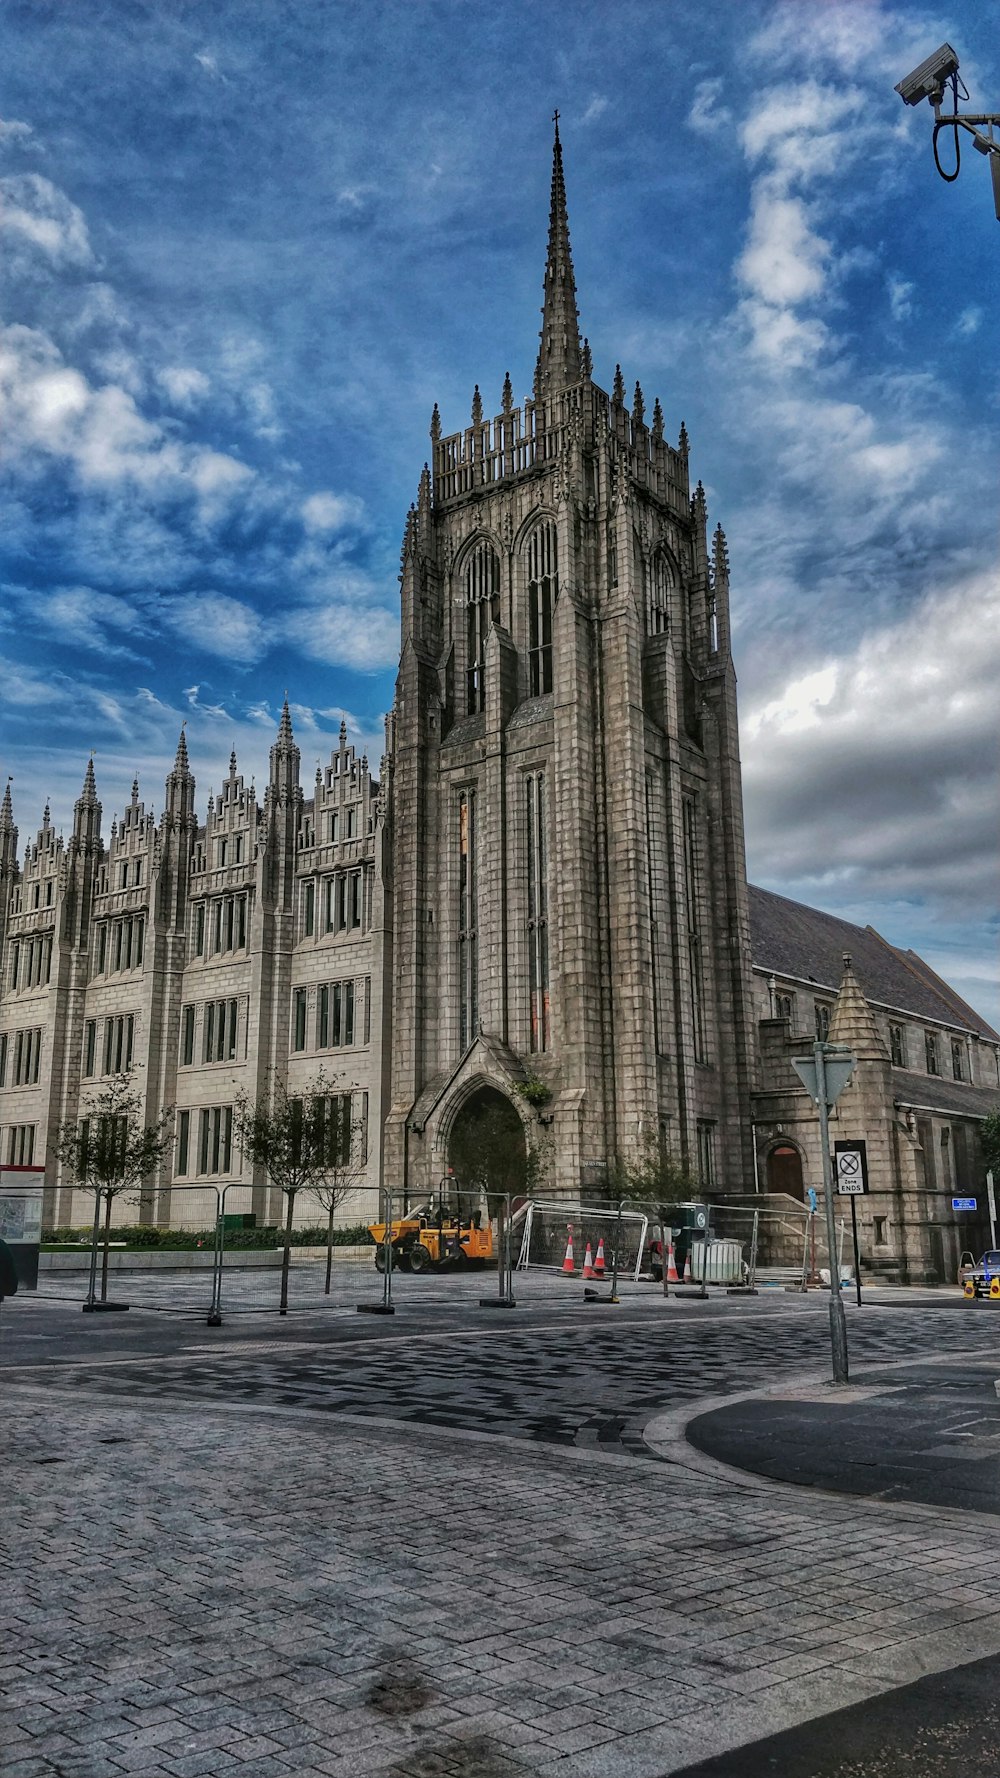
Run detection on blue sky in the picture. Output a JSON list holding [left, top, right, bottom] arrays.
[[1, 0, 997, 1023]]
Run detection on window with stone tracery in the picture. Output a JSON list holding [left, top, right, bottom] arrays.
[[465, 541, 500, 714], [458, 789, 478, 1051], [526, 523, 556, 696], [647, 551, 672, 637], [525, 772, 550, 1052]]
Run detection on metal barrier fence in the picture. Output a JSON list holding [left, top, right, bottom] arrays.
[[706, 1196, 849, 1292], [31, 1182, 525, 1320]]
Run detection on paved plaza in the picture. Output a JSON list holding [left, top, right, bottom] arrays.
[[7, 1287, 1000, 1776]]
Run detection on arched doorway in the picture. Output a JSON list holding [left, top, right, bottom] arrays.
[[447, 1084, 527, 1210], [766, 1143, 804, 1201]]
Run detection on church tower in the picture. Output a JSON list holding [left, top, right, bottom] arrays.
[[384, 122, 755, 1200]]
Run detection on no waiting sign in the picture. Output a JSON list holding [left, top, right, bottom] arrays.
[[834, 1140, 869, 1195]]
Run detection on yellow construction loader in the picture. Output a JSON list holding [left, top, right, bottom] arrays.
[[368, 1202, 494, 1273]]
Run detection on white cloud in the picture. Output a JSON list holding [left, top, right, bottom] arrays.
[[0, 320, 251, 506], [888, 275, 913, 322], [286, 601, 399, 672], [301, 491, 365, 533], [580, 95, 609, 125], [687, 78, 732, 135], [737, 184, 832, 307], [0, 117, 34, 145], [162, 594, 267, 665], [158, 366, 211, 407], [743, 571, 1000, 914], [955, 306, 982, 338], [0, 172, 93, 267]]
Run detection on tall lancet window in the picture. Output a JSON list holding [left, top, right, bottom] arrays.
[[526, 772, 550, 1051], [465, 542, 500, 714], [648, 551, 672, 637], [458, 789, 478, 1051], [526, 523, 556, 696]]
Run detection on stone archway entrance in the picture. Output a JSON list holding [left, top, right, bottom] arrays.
[[447, 1084, 527, 1210], [766, 1143, 804, 1201]]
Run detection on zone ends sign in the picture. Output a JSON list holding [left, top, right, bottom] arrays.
[[834, 1140, 869, 1196]]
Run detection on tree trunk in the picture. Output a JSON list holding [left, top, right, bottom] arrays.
[[279, 1190, 295, 1315], [85, 1192, 102, 1307], [100, 1190, 114, 1302], [325, 1202, 335, 1295]]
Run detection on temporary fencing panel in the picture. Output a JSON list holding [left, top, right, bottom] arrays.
[[706, 1195, 849, 1291], [513, 1200, 649, 1282]]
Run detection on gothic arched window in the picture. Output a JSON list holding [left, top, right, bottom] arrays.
[[648, 551, 673, 637], [465, 541, 500, 714], [525, 522, 557, 696]]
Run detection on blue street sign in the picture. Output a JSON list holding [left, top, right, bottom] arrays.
[[952, 1197, 977, 1211]]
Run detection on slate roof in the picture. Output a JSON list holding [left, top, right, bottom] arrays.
[[749, 885, 1000, 1043], [890, 1068, 1000, 1119]]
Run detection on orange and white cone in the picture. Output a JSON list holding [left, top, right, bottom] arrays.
[[683, 1251, 693, 1282], [582, 1241, 595, 1280], [593, 1237, 607, 1278], [667, 1243, 680, 1284], [562, 1227, 576, 1275]]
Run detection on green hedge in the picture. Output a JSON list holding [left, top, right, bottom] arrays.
[[43, 1222, 374, 1251]]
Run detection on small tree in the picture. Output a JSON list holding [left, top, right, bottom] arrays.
[[610, 1136, 701, 1296], [232, 1070, 352, 1313], [308, 1106, 368, 1294], [51, 1075, 173, 1308], [981, 1108, 1000, 1184]]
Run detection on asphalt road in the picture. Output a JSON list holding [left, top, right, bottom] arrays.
[[675, 1648, 1000, 1776]]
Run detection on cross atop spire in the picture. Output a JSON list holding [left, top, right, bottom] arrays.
[[534, 115, 583, 398]]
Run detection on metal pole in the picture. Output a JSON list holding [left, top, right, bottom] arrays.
[[207, 1186, 224, 1326], [608, 1200, 622, 1303], [988, 1169, 997, 1249], [816, 1041, 849, 1383], [749, 1208, 759, 1291], [84, 1189, 101, 1310], [850, 1197, 862, 1308]]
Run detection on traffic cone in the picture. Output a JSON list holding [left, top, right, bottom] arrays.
[[562, 1227, 576, 1275], [582, 1241, 595, 1280], [683, 1251, 693, 1282], [593, 1237, 607, 1277], [667, 1242, 680, 1284]]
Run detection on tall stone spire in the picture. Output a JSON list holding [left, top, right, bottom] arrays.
[[534, 114, 583, 398], [73, 755, 101, 850]]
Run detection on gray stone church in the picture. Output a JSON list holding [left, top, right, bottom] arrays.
[[1, 128, 996, 1281]]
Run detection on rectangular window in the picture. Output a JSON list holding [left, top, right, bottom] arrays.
[[317, 984, 329, 1049], [181, 1005, 195, 1067], [683, 798, 706, 1062], [11, 939, 20, 990], [873, 1216, 888, 1246], [7, 1123, 36, 1165], [212, 900, 223, 953], [889, 1023, 905, 1067], [203, 1001, 216, 1063], [925, 1032, 939, 1076], [227, 998, 238, 1061], [329, 811, 339, 843], [814, 1003, 831, 1042], [234, 834, 243, 865], [951, 1039, 965, 1082], [696, 1122, 716, 1188], [84, 1020, 96, 1077], [195, 904, 205, 956], [458, 789, 478, 1052], [13, 1029, 42, 1087], [349, 871, 362, 930], [46, 880, 54, 904], [133, 859, 142, 885], [119, 862, 128, 889], [775, 993, 793, 1022], [218, 837, 228, 867], [337, 875, 347, 931], [303, 880, 315, 937], [527, 523, 556, 696], [293, 988, 307, 1053], [364, 977, 371, 1046], [316, 1092, 354, 1167], [526, 772, 550, 1052], [343, 979, 354, 1046], [176, 1109, 190, 1177], [196, 1107, 232, 1176], [345, 805, 356, 840], [0, 1032, 6, 1087]]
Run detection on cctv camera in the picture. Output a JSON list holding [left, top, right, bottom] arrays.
[[895, 42, 960, 107]]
